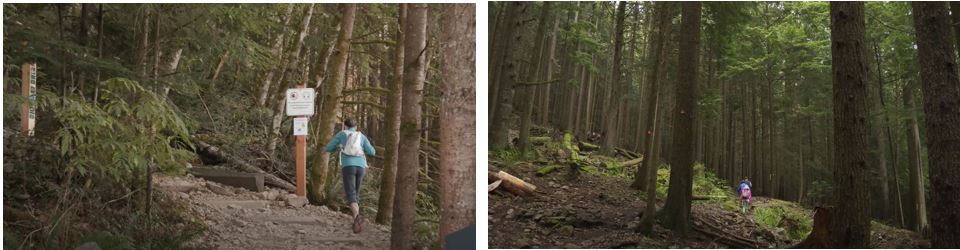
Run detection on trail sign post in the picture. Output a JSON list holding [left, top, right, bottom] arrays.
[[21, 63, 36, 136], [288, 87, 315, 197]]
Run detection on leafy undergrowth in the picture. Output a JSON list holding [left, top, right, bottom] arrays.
[[4, 129, 206, 250], [751, 198, 814, 241], [3, 79, 206, 249]]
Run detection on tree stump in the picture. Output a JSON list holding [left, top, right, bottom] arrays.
[[792, 206, 833, 248]]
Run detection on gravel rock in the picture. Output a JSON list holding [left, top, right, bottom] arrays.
[[208, 183, 236, 196], [154, 174, 389, 249]]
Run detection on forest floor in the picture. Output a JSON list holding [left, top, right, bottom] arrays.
[[155, 174, 391, 250], [488, 128, 929, 249]]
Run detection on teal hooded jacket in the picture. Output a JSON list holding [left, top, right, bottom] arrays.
[[324, 127, 376, 168]]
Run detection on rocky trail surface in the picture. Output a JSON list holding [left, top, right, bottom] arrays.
[[155, 174, 390, 250]]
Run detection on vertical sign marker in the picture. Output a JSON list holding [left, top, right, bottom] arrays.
[[21, 63, 36, 136]]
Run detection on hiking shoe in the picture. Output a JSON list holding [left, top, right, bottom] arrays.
[[353, 214, 363, 233]]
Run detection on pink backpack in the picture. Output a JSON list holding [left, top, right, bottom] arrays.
[[740, 187, 752, 202]]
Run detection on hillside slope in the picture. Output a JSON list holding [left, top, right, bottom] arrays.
[[488, 127, 928, 248]]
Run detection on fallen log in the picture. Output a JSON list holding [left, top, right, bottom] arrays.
[[528, 136, 551, 144], [490, 170, 537, 195], [488, 180, 502, 192], [193, 139, 296, 192], [692, 195, 728, 200], [616, 147, 640, 158], [619, 157, 644, 168], [536, 165, 561, 176], [190, 167, 265, 192], [694, 216, 761, 248], [578, 141, 600, 151]]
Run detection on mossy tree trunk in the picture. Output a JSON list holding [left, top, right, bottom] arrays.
[[375, 3, 404, 225], [308, 3, 352, 205], [390, 3, 427, 249]]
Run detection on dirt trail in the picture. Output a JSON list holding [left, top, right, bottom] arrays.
[[155, 174, 390, 250]]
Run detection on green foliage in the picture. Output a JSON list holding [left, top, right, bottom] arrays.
[[753, 206, 782, 228], [490, 148, 525, 166], [3, 93, 25, 125], [655, 166, 671, 198], [752, 201, 814, 241], [692, 163, 731, 198], [51, 78, 195, 181]]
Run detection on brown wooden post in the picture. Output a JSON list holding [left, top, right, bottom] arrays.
[[295, 84, 308, 197], [296, 133, 306, 196], [21, 63, 36, 136]]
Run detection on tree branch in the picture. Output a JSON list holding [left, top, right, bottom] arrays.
[[341, 100, 385, 110], [516, 79, 561, 86]]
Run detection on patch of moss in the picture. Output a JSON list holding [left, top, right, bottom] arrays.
[[752, 201, 813, 241]]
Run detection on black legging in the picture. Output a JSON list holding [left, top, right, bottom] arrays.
[[342, 166, 365, 204]]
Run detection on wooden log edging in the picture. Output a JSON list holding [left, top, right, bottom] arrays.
[[193, 139, 296, 192]]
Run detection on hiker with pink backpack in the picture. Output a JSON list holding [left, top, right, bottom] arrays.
[[738, 177, 753, 213], [325, 118, 377, 233]]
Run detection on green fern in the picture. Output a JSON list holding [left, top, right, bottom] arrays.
[[49, 78, 195, 182]]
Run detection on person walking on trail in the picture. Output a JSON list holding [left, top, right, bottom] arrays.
[[324, 118, 376, 233], [740, 185, 753, 213], [737, 177, 753, 213]]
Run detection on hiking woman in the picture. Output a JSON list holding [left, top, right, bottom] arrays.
[[740, 186, 753, 213], [324, 118, 376, 233]]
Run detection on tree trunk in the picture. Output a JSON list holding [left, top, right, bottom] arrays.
[[538, 16, 559, 126], [93, 4, 104, 101], [638, 93, 663, 235], [292, 2, 336, 204], [490, 2, 529, 148], [825, 2, 871, 247], [160, 48, 183, 100], [375, 3, 404, 225], [57, 4, 67, 107], [600, 1, 628, 156], [637, 1, 671, 235], [209, 50, 230, 82], [76, 4, 89, 97], [267, 4, 315, 158], [632, 2, 673, 190], [868, 45, 891, 221], [518, 2, 552, 155], [257, 4, 295, 107], [153, 8, 161, 92], [952, 2, 960, 57], [438, 4, 475, 245], [873, 43, 903, 226], [912, 2, 960, 247], [390, 4, 426, 249], [137, 6, 150, 80], [660, 2, 700, 236], [903, 84, 929, 233]]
